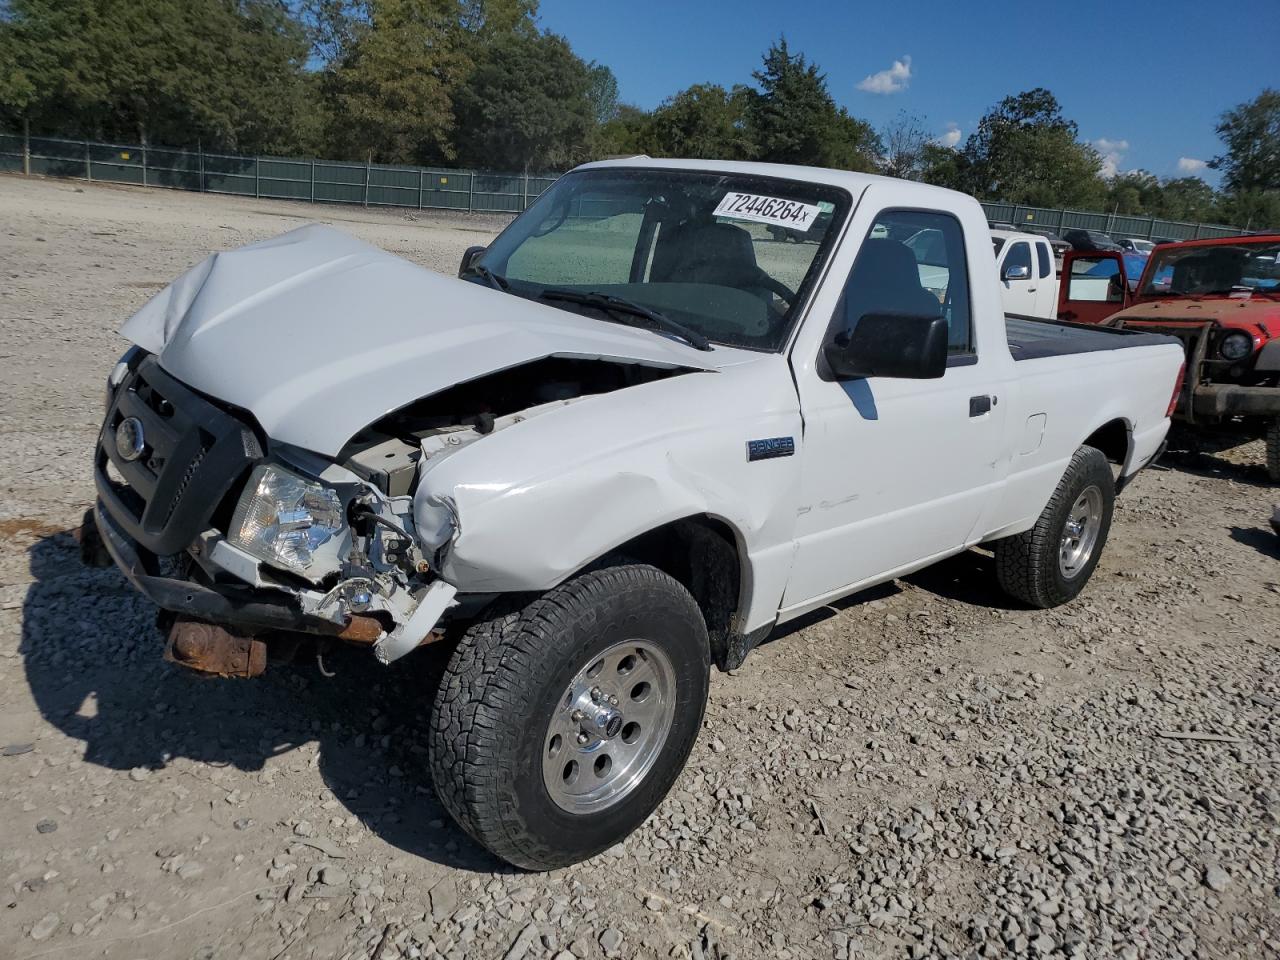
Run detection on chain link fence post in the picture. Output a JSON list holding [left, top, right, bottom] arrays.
[[363, 156, 370, 207], [141, 139, 147, 188], [22, 118, 30, 175], [418, 167, 423, 210], [310, 158, 315, 203], [198, 142, 204, 193], [85, 138, 91, 181], [467, 170, 474, 213]]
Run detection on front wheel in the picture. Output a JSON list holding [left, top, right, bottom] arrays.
[[428, 564, 709, 870], [994, 445, 1115, 608]]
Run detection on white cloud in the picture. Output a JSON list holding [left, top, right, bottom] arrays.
[[1177, 156, 1208, 174], [938, 122, 961, 148], [1092, 137, 1130, 179], [857, 56, 912, 95]]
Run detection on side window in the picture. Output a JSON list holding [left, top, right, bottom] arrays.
[[840, 209, 973, 356], [1066, 255, 1125, 302], [1004, 242, 1032, 279], [1036, 241, 1052, 279]]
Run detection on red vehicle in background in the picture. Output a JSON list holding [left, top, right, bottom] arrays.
[[1058, 234, 1280, 480]]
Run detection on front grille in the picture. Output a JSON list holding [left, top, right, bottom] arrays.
[[95, 355, 263, 556]]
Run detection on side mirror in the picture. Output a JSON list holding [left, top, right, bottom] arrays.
[[459, 245, 486, 277], [823, 313, 949, 380], [1002, 263, 1031, 281]]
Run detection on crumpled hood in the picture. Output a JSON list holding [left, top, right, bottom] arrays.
[[122, 224, 718, 456]]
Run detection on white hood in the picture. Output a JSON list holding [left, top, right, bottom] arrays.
[[122, 225, 718, 457]]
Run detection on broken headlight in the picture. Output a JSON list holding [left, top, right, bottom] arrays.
[[229, 464, 345, 576]]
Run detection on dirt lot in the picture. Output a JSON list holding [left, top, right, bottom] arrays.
[[1, 174, 1278, 960]]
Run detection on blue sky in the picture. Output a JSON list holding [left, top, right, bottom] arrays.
[[538, 0, 1280, 186]]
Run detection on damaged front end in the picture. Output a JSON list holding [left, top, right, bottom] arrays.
[[91, 349, 693, 678], [91, 352, 457, 676]]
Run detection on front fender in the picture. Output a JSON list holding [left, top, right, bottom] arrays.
[[415, 358, 803, 621]]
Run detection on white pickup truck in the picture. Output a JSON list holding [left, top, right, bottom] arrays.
[[991, 228, 1060, 319], [87, 159, 1184, 870]]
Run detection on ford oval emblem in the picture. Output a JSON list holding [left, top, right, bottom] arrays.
[[115, 417, 146, 462]]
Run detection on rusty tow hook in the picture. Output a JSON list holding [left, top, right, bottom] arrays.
[[164, 619, 268, 678]]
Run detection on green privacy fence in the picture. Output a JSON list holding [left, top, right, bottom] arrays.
[[978, 201, 1245, 242], [0, 129, 1256, 238], [0, 132, 558, 214]]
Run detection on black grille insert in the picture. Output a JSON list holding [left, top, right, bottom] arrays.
[[95, 356, 263, 556]]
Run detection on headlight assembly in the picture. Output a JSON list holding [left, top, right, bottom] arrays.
[[1219, 331, 1254, 362], [229, 464, 345, 576]]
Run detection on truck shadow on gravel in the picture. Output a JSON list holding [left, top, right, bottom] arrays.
[[19, 530, 510, 874]]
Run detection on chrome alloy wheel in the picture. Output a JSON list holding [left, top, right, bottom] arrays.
[[542, 639, 676, 814], [1059, 485, 1103, 579]]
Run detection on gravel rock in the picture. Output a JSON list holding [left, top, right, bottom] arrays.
[[30, 913, 59, 941]]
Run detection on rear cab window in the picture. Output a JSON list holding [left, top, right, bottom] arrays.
[[1036, 241, 1052, 279]]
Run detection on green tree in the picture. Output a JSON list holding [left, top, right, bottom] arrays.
[[585, 63, 620, 126], [1, 0, 318, 153], [1155, 176, 1220, 222], [591, 103, 651, 158], [452, 31, 593, 171], [744, 38, 880, 171], [961, 88, 1104, 207], [1210, 89, 1280, 194], [646, 83, 751, 160], [1104, 170, 1162, 216], [918, 142, 970, 191], [321, 0, 471, 163]]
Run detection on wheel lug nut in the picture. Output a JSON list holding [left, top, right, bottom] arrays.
[[609, 695, 619, 705], [590, 686, 602, 702], [571, 709, 584, 721], [576, 733, 590, 745]]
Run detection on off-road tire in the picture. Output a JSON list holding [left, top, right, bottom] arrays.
[[429, 564, 710, 870], [994, 445, 1114, 608], [1266, 417, 1280, 483]]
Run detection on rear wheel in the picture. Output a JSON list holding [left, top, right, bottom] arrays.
[[995, 445, 1115, 608], [429, 564, 709, 870]]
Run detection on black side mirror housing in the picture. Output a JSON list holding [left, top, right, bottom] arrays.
[[823, 313, 949, 380], [459, 245, 486, 277]]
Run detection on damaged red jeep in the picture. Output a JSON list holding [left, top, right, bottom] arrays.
[[1058, 234, 1280, 480]]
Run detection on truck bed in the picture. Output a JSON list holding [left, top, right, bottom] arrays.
[[1006, 315, 1179, 361]]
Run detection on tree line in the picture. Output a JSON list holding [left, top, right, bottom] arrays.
[[1, 0, 1276, 227]]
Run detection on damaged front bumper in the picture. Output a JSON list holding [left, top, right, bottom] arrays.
[[92, 499, 458, 664]]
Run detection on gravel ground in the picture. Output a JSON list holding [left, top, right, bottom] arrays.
[[1, 174, 1278, 960]]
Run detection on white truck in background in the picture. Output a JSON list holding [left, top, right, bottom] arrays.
[[992, 228, 1060, 319], [86, 159, 1184, 870]]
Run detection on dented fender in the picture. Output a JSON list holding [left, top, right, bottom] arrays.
[[413, 356, 805, 630]]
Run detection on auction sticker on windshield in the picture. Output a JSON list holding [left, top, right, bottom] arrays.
[[714, 192, 821, 231]]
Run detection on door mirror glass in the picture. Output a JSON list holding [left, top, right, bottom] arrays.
[[1003, 263, 1031, 281], [459, 245, 486, 277], [823, 313, 949, 380]]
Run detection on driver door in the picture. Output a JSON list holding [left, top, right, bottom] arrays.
[[782, 202, 1008, 613]]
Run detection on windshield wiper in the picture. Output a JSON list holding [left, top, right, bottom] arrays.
[[461, 263, 509, 291], [536, 288, 713, 351]]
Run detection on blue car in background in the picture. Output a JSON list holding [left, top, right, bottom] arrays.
[[1085, 252, 1150, 292]]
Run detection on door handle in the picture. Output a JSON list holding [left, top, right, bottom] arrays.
[[969, 395, 993, 417]]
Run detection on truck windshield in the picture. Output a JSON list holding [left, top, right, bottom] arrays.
[[1139, 239, 1280, 298], [472, 168, 850, 351]]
